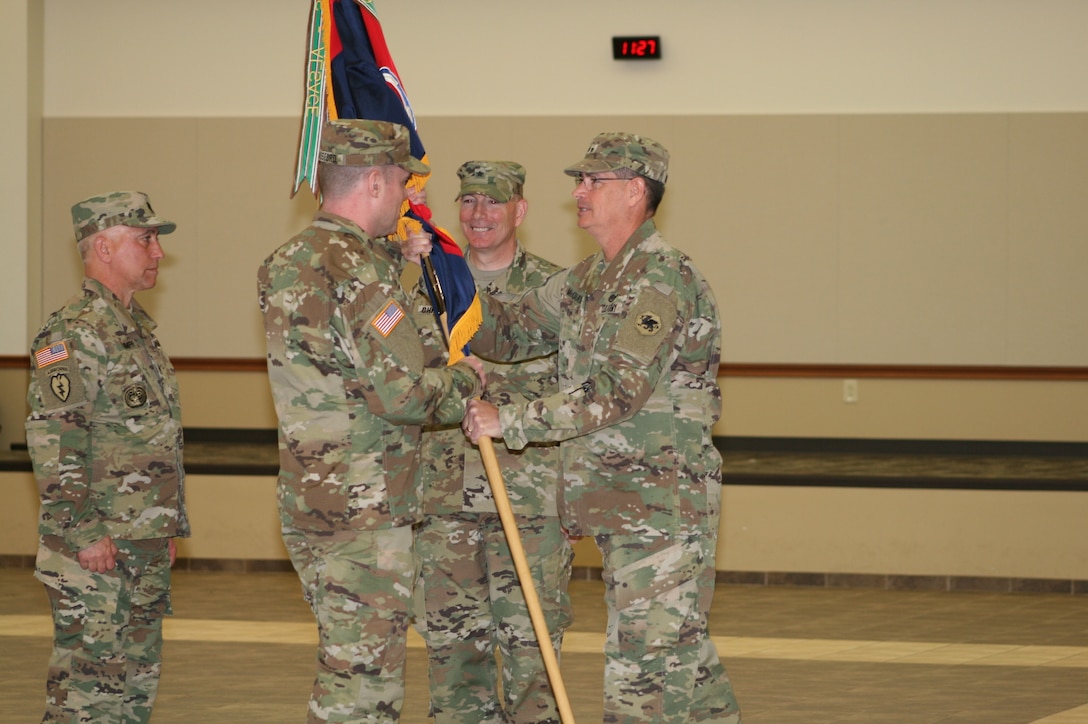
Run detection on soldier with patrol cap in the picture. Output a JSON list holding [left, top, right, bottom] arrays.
[[26, 190, 188, 722], [258, 119, 486, 723], [412, 161, 573, 722], [462, 133, 743, 722]]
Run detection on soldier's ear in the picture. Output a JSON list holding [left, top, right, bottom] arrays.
[[361, 167, 385, 198], [92, 234, 113, 263]]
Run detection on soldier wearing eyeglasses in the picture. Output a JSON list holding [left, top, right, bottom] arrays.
[[463, 132, 743, 723]]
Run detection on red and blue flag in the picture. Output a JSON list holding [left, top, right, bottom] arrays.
[[295, 0, 480, 363]]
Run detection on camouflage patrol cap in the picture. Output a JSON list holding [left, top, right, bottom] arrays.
[[455, 161, 526, 202], [71, 191, 176, 243], [564, 131, 669, 184], [318, 119, 429, 175]]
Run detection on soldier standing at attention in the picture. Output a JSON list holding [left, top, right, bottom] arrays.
[[462, 133, 743, 722], [412, 161, 574, 723], [258, 119, 485, 723], [26, 191, 188, 722]]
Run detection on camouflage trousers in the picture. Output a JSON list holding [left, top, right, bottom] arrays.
[[415, 512, 574, 724], [283, 525, 416, 723], [35, 537, 172, 723], [595, 534, 742, 723]]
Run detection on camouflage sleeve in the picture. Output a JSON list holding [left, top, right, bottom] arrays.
[[471, 270, 566, 363], [25, 326, 109, 550], [334, 291, 479, 427], [499, 282, 683, 450]]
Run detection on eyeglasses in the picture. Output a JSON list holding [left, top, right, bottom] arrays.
[[573, 174, 632, 190]]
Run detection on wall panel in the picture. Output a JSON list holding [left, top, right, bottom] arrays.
[[41, 113, 1088, 369], [1007, 114, 1088, 365]]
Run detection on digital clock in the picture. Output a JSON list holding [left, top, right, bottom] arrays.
[[612, 36, 662, 61]]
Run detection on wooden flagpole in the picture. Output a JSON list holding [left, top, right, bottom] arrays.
[[475, 434, 576, 724], [420, 254, 576, 724]]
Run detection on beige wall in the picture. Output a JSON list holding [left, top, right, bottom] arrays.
[[6, 470, 1087, 581], [5, 0, 1087, 581], [719, 377, 1088, 442], [9, 362, 1088, 451], [170, 373, 1088, 445], [0, 471, 40, 557], [9, 1, 1086, 450], [41, 1, 1088, 117], [1, 0, 42, 354], [9, 112, 1086, 453], [35, 118, 317, 358], [0, 369, 31, 450], [719, 485, 1088, 580], [15, 368, 1084, 451], [35, 113, 1088, 369]]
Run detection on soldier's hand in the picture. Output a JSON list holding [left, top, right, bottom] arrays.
[[463, 399, 502, 443], [169, 538, 178, 567], [400, 230, 433, 266], [78, 536, 118, 573]]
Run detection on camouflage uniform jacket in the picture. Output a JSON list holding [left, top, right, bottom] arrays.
[[414, 243, 562, 516], [258, 210, 480, 535], [471, 220, 723, 537], [26, 278, 189, 554]]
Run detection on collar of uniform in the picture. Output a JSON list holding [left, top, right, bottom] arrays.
[[597, 218, 658, 279], [631, 218, 658, 247], [81, 277, 153, 334], [464, 239, 523, 275], [312, 210, 370, 242], [376, 235, 408, 263]]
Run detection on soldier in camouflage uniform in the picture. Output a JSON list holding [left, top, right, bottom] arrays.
[[257, 119, 485, 723], [411, 162, 573, 723], [462, 134, 743, 722], [26, 191, 189, 723]]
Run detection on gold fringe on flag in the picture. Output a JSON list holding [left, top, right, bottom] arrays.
[[446, 296, 482, 366]]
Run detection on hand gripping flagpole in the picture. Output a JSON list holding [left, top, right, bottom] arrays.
[[420, 256, 576, 724]]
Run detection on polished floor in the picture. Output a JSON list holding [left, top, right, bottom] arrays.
[[2, 567, 1087, 723]]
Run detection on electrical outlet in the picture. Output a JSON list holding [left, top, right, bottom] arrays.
[[843, 379, 859, 404]]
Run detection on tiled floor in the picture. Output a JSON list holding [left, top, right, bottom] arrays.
[[4, 442, 1086, 721], [2, 568, 1087, 723]]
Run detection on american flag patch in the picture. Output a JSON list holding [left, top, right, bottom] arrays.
[[371, 300, 405, 337], [35, 341, 70, 368]]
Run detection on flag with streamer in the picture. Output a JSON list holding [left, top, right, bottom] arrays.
[[294, 0, 480, 363]]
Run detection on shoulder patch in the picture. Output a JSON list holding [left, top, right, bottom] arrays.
[[34, 341, 70, 368], [635, 310, 664, 335], [35, 363, 88, 411], [370, 299, 406, 337], [613, 287, 677, 364]]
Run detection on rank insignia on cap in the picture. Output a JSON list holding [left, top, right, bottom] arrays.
[[371, 300, 405, 337], [35, 341, 70, 368]]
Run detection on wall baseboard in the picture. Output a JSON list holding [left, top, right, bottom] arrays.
[[5, 356, 1088, 379], [718, 436, 1088, 457], [711, 569, 1088, 595]]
